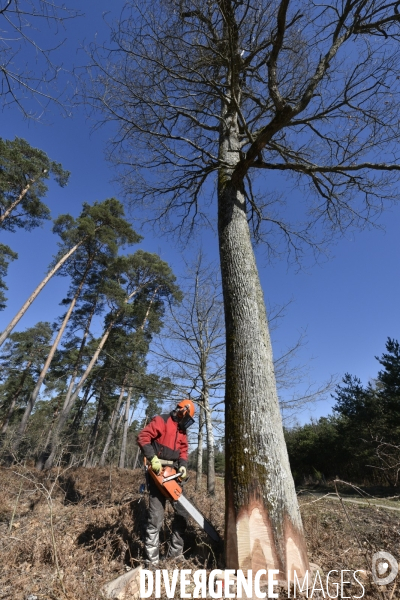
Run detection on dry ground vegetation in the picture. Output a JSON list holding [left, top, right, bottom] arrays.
[[0, 468, 399, 600]]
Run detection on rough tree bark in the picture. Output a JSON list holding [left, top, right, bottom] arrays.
[[219, 183, 308, 578]]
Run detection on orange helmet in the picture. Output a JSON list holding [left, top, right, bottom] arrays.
[[176, 399, 195, 418]]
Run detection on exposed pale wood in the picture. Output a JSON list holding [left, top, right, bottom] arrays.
[[237, 507, 278, 573], [102, 565, 141, 599]]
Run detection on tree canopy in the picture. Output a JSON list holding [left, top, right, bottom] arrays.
[[86, 0, 400, 252]]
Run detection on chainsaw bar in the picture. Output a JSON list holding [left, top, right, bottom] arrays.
[[162, 472, 182, 483], [175, 494, 221, 542]]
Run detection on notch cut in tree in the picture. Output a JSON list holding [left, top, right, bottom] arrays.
[[86, 0, 400, 581]]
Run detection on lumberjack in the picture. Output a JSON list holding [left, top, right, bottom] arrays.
[[137, 399, 196, 563]]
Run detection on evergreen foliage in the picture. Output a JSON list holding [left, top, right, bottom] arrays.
[[286, 338, 400, 486], [0, 137, 69, 309], [0, 137, 69, 232]]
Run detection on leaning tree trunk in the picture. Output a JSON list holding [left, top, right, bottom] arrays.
[[61, 298, 97, 413], [196, 402, 205, 490], [13, 261, 93, 457], [203, 387, 216, 496], [0, 176, 39, 225], [119, 387, 132, 469], [218, 130, 309, 580], [43, 317, 118, 470], [0, 238, 87, 347], [37, 300, 98, 469]]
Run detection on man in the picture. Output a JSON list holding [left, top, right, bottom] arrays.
[[137, 399, 195, 564]]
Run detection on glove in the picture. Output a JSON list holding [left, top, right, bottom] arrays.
[[151, 455, 162, 474], [178, 466, 187, 479]]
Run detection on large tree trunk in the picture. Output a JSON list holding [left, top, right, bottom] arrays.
[[119, 387, 132, 469], [0, 238, 86, 347], [196, 402, 205, 490], [218, 128, 308, 580], [99, 379, 127, 467]]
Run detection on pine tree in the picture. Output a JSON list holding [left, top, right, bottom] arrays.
[[0, 137, 69, 309]]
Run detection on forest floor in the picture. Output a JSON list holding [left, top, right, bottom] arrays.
[[0, 466, 399, 599]]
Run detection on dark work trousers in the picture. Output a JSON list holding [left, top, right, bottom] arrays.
[[145, 476, 187, 563]]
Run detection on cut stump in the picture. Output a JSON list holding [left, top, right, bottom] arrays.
[[102, 565, 142, 599]]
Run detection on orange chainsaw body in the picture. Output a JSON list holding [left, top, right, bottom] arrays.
[[147, 465, 183, 501]]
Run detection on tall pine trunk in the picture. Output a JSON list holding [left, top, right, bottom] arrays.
[[218, 123, 308, 579], [35, 407, 61, 470], [37, 299, 98, 469], [119, 387, 132, 469], [0, 177, 38, 225], [43, 317, 118, 470], [62, 298, 97, 412], [35, 305, 96, 471], [0, 239, 86, 347], [85, 396, 103, 468]]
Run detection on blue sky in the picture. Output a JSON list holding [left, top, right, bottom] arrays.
[[1, 2, 399, 423]]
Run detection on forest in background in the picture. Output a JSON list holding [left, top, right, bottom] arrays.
[[286, 338, 400, 487]]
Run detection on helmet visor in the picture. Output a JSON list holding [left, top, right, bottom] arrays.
[[178, 414, 195, 431]]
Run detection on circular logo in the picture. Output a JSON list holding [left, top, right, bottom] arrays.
[[372, 551, 398, 585]]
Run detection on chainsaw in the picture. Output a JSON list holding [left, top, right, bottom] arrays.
[[146, 463, 221, 543]]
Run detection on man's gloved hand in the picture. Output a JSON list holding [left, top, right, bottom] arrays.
[[151, 455, 162, 474], [178, 466, 187, 479]]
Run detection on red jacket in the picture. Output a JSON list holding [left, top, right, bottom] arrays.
[[137, 414, 188, 467]]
